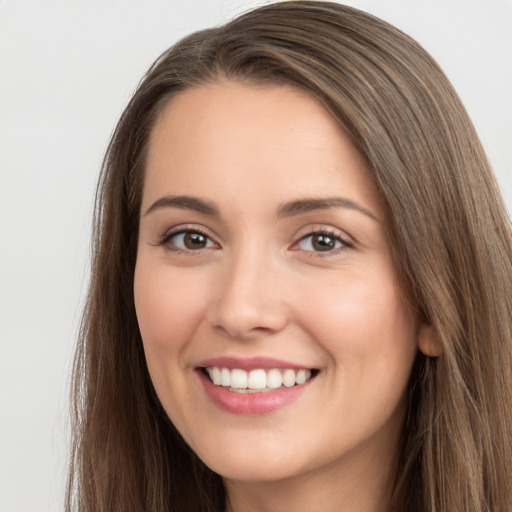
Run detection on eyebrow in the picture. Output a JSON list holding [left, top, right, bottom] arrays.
[[277, 197, 378, 221], [144, 194, 378, 222], [144, 195, 219, 216]]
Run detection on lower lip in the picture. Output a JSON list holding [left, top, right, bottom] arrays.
[[198, 370, 314, 415]]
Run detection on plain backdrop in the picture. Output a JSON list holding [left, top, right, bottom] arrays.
[[0, 1, 511, 511]]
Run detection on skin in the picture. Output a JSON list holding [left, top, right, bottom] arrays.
[[134, 80, 430, 512]]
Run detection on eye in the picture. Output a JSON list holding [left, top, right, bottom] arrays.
[[297, 231, 348, 253], [162, 229, 218, 251]]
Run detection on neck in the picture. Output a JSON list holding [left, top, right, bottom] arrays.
[[224, 439, 397, 512]]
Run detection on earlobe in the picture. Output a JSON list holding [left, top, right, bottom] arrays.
[[418, 324, 443, 357]]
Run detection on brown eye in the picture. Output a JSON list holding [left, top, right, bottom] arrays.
[[312, 234, 336, 251], [183, 232, 208, 249], [298, 232, 345, 252], [165, 230, 217, 251]]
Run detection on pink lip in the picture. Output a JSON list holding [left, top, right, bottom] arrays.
[[196, 364, 316, 416], [196, 356, 313, 372]]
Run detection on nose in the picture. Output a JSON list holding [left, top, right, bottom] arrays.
[[207, 245, 289, 341]]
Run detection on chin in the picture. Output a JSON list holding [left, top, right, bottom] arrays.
[[194, 439, 306, 483], [209, 459, 298, 483]]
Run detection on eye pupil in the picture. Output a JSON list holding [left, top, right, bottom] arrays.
[[184, 232, 207, 249], [312, 234, 335, 251]]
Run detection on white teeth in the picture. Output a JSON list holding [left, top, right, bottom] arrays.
[[282, 369, 296, 388], [221, 368, 231, 387], [295, 369, 311, 385], [266, 369, 282, 389], [205, 366, 314, 391], [230, 368, 247, 389], [248, 369, 266, 390], [212, 366, 222, 385]]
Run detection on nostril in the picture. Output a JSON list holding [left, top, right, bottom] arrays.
[[211, 323, 282, 342], [206, 280, 290, 340]]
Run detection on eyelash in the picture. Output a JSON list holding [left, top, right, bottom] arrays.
[[158, 227, 216, 254], [294, 230, 353, 256], [157, 227, 353, 256]]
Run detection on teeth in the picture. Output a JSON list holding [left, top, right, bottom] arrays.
[[295, 369, 309, 385], [282, 369, 296, 388], [230, 368, 248, 389], [205, 366, 313, 391], [247, 369, 266, 389], [266, 369, 282, 389], [221, 368, 230, 387], [211, 367, 222, 385]]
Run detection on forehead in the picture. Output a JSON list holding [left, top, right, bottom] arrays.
[[143, 80, 382, 217]]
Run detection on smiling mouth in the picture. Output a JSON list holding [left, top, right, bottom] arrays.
[[202, 366, 319, 393]]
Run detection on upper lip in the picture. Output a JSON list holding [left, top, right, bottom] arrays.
[[196, 356, 316, 372]]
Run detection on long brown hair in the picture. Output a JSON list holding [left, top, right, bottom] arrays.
[[67, 2, 512, 511]]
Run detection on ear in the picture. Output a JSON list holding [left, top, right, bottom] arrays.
[[418, 324, 443, 357]]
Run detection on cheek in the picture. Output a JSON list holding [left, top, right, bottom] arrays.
[[133, 261, 209, 365], [133, 260, 214, 429], [297, 269, 417, 377]]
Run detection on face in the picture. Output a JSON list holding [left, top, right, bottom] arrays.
[[134, 81, 421, 485]]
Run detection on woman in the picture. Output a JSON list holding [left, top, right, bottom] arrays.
[[67, 2, 512, 511]]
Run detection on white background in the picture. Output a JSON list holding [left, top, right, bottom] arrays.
[[0, 1, 510, 511]]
